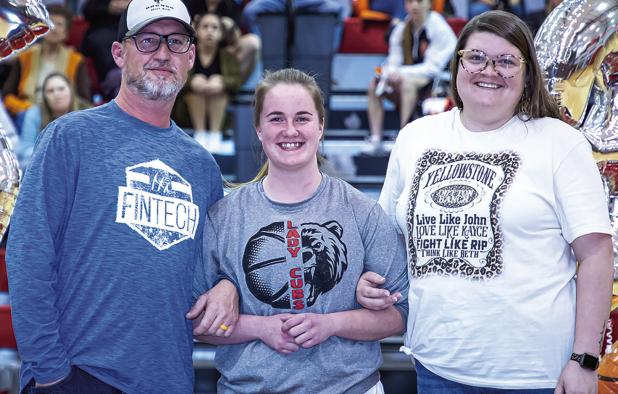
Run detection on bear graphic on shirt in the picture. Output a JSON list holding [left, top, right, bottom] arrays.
[[243, 220, 348, 309]]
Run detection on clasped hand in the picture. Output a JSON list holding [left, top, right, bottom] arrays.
[[261, 313, 336, 354]]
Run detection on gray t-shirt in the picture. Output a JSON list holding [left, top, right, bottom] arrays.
[[194, 174, 408, 394]]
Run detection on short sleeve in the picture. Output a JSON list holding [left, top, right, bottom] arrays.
[[379, 131, 405, 232], [554, 140, 611, 243]]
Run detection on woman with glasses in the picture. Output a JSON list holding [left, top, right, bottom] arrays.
[[357, 10, 612, 393]]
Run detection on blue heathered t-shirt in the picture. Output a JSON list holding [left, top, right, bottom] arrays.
[[6, 101, 223, 393]]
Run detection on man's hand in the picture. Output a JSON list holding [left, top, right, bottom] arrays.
[[187, 279, 239, 337], [356, 271, 401, 310], [258, 314, 299, 354], [281, 313, 335, 349], [555, 360, 597, 394]]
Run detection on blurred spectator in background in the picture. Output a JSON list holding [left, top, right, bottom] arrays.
[[371, 0, 456, 43], [468, 0, 500, 18], [241, 0, 347, 51], [468, 0, 546, 33], [372, 0, 407, 24], [186, 0, 243, 20], [185, 0, 261, 83], [18, 72, 90, 167], [2, 5, 91, 116], [366, 0, 456, 153], [80, 0, 129, 100], [0, 63, 11, 89], [182, 13, 241, 151]]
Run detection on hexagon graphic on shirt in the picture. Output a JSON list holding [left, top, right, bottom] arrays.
[[116, 159, 200, 250]]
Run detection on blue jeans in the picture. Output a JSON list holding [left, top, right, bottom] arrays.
[[415, 361, 555, 394], [23, 366, 122, 394]]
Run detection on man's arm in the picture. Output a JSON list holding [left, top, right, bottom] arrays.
[[190, 206, 240, 336], [6, 124, 76, 384], [195, 314, 300, 354]]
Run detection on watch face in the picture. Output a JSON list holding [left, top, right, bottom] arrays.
[[581, 354, 599, 370]]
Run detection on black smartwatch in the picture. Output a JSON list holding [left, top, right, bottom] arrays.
[[570, 352, 599, 371]]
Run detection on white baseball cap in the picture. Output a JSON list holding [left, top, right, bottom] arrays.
[[117, 0, 195, 41]]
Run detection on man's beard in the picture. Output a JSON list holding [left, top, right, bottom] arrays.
[[125, 62, 185, 101]]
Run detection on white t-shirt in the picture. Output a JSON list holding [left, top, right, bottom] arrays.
[[379, 109, 611, 389]]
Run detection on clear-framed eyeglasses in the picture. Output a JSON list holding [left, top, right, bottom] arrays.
[[457, 49, 526, 79], [124, 32, 193, 54]]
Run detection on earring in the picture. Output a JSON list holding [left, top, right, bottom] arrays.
[[519, 89, 531, 115]]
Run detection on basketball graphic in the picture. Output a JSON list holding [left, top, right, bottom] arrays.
[[243, 222, 291, 308]]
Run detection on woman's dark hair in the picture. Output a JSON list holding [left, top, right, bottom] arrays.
[[449, 10, 561, 120]]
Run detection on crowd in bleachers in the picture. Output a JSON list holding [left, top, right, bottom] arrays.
[[0, 0, 564, 168]]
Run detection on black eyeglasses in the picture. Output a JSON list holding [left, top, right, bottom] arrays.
[[124, 32, 193, 54]]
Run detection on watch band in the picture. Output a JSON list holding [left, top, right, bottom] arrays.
[[570, 352, 599, 371]]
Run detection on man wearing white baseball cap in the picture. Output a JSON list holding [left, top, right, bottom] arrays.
[[117, 0, 195, 41], [7, 0, 239, 392]]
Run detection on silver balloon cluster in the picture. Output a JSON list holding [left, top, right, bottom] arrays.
[[0, 0, 51, 238], [0, 0, 50, 59], [535, 0, 617, 152]]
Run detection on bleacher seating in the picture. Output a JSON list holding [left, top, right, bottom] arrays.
[[446, 16, 467, 37], [0, 249, 6, 293], [0, 248, 16, 349], [65, 15, 89, 50], [339, 18, 389, 54], [0, 305, 16, 350], [339, 0, 390, 54]]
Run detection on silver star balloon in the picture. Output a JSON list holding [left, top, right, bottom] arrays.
[[0, 0, 51, 238]]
